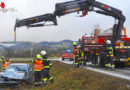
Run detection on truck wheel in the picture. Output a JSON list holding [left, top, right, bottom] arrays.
[[97, 55, 105, 67], [70, 58, 73, 61], [62, 58, 64, 61], [97, 55, 101, 67], [114, 61, 125, 68]]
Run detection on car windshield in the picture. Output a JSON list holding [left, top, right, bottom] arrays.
[[6, 67, 16, 72], [67, 52, 72, 54], [6, 65, 28, 72], [63, 51, 72, 54]]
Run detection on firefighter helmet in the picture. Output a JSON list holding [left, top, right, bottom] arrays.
[[106, 40, 111, 44], [40, 50, 47, 55], [73, 42, 77, 45], [36, 54, 41, 59]]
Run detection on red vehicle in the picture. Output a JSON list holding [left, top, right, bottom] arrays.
[[62, 50, 73, 61], [79, 28, 130, 67]]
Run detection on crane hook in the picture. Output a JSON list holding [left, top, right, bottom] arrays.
[[80, 9, 88, 17]]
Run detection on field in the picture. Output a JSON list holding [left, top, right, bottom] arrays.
[[0, 60, 130, 90]]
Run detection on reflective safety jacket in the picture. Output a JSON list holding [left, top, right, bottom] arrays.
[[2, 57, 6, 64], [42, 55, 52, 69], [79, 47, 84, 59], [106, 44, 114, 57], [73, 46, 79, 57], [33, 59, 44, 71], [3, 60, 10, 69]]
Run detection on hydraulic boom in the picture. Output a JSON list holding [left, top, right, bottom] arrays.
[[14, 0, 125, 43]]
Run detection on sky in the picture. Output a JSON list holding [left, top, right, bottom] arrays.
[[0, 0, 130, 42]]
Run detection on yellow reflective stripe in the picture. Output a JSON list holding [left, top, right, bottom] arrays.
[[115, 46, 130, 48], [107, 55, 113, 56], [125, 58, 130, 62], [44, 66, 50, 68], [111, 65, 115, 67], [49, 63, 52, 66], [43, 78, 47, 81], [109, 47, 113, 49], [34, 69, 42, 71], [75, 63, 79, 65], [81, 52, 84, 56], [109, 52, 112, 54], [49, 77, 53, 80], [105, 64, 109, 66]]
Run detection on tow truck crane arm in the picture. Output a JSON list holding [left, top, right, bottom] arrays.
[[14, 0, 125, 43], [54, 0, 125, 42], [14, 13, 57, 42]]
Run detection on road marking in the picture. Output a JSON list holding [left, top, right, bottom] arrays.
[[84, 67, 130, 81]]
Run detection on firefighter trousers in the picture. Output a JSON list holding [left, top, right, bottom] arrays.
[[34, 71, 42, 83], [105, 56, 114, 68], [42, 68, 53, 81], [74, 56, 79, 67], [79, 58, 82, 66]]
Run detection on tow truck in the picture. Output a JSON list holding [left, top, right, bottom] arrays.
[[13, 0, 129, 66], [80, 28, 130, 67]]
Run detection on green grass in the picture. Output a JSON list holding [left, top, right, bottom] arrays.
[[0, 60, 130, 90]]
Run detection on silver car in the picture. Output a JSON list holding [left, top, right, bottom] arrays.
[[0, 63, 33, 88]]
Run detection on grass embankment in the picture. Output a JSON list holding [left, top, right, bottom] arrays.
[[0, 60, 130, 90]]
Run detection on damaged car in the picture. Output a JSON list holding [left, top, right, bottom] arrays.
[[0, 63, 33, 88]]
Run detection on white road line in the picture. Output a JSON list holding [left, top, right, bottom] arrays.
[[85, 67, 130, 81]]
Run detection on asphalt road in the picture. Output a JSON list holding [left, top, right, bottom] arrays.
[[57, 58, 130, 81]]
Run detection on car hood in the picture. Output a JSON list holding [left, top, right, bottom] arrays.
[[0, 71, 25, 80]]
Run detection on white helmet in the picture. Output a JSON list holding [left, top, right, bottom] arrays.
[[40, 50, 47, 55], [106, 40, 111, 44]]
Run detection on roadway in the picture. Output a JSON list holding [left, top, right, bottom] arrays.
[[57, 58, 130, 81]]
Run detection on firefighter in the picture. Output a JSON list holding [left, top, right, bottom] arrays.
[[2, 58, 10, 71], [40, 50, 54, 86], [91, 50, 98, 68], [105, 40, 115, 70], [78, 46, 84, 67], [73, 42, 80, 67], [1, 56, 6, 64], [91, 41, 98, 67], [32, 54, 43, 86]]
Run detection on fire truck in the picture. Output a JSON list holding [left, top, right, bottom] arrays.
[[62, 49, 73, 61], [79, 28, 130, 67]]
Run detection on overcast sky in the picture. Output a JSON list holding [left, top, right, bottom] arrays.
[[0, 0, 130, 42]]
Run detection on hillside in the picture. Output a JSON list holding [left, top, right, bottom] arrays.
[[0, 40, 76, 57], [8, 40, 74, 50]]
